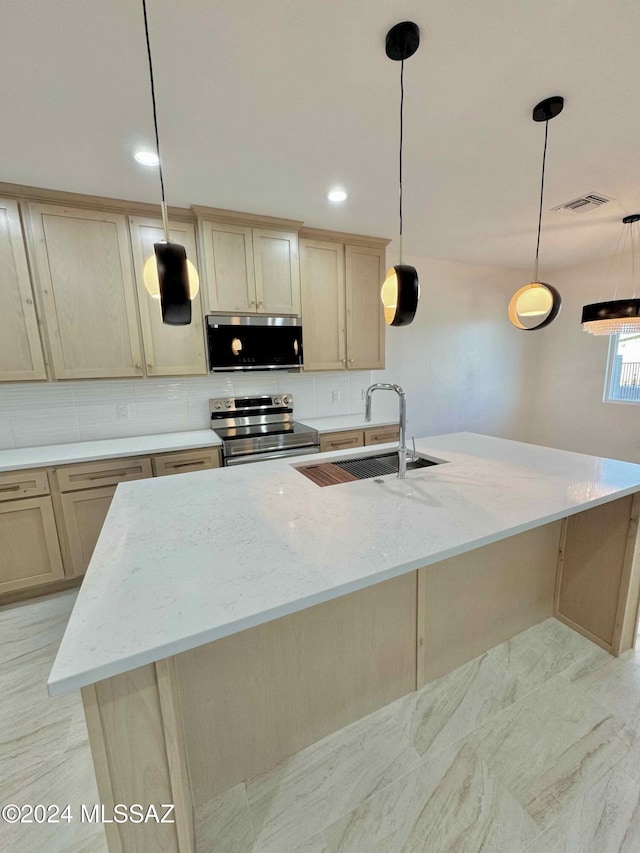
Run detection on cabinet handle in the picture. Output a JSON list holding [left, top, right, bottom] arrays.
[[348, 358, 354, 364], [331, 438, 357, 447], [0, 484, 21, 492], [169, 460, 204, 469], [26, 298, 33, 305], [341, 358, 346, 364], [86, 469, 133, 481]]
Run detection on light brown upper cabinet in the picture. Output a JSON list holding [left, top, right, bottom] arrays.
[[299, 230, 387, 371], [27, 204, 144, 379], [128, 216, 207, 376], [299, 239, 346, 371], [345, 244, 385, 370], [197, 216, 301, 316], [252, 229, 300, 315], [0, 198, 47, 381]]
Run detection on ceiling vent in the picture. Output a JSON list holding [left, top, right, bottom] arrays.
[[552, 192, 614, 215]]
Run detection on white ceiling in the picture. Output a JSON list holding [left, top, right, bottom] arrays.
[[2, 0, 639, 272]]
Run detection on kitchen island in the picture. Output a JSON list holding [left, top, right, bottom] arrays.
[[48, 432, 640, 852]]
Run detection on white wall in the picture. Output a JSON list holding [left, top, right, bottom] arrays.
[[376, 252, 537, 442], [524, 255, 640, 462], [0, 252, 535, 451]]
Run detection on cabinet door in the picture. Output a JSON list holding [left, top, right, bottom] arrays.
[[0, 496, 64, 593], [0, 198, 47, 381], [129, 216, 206, 376], [59, 486, 115, 577], [253, 229, 300, 315], [28, 204, 143, 379], [199, 220, 256, 313], [345, 244, 385, 370], [300, 239, 346, 371]]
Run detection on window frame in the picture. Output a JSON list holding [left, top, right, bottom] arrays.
[[604, 332, 640, 404]]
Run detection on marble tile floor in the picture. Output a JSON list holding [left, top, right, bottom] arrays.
[[3, 591, 640, 852]]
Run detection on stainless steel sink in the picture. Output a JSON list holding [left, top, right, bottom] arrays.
[[331, 451, 439, 480]]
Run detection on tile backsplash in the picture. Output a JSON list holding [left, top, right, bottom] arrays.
[[0, 371, 382, 449]]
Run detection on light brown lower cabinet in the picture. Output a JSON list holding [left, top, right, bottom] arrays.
[[0, 445, 224, 599], [0, 496, 65, 594], [152, 447, 221, 477], [319, 425, 400, 453], [59, 485, 117, 577], [364, 425, 400, 446]]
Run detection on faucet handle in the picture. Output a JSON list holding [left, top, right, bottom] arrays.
[[411, 436, 417, 461]]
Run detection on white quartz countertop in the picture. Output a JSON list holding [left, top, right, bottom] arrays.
[[0, 430, 222, 472], [48, 432, 640, 696], [297, 414, 398, 433]]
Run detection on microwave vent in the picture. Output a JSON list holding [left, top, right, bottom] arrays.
[[552, 192, 614, 215]]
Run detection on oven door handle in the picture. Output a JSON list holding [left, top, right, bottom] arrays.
[[224, 446, 321, 466]]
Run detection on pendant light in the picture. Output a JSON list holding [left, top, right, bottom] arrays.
[[381, 21, 420, 327], [582, 215, 640, 335], [140, 0, 199, 326], [508, 96, 564, 331]]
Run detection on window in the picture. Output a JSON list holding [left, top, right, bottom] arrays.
[[605, 333, 640, 402]]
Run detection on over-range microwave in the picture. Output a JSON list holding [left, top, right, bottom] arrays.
[[206, 315, 303, 372]]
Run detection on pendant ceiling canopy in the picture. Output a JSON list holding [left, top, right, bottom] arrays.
[[508, 96, 564, 331], [381, 21, 420, 328], [582, 214, 640, 336]]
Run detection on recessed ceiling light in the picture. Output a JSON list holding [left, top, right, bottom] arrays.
[[134, 150, 159, 166], [327, 188, 347, 202]]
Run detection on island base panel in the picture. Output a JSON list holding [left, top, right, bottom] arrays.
[[555, 494, 640, 655], [175, 572, 418, 803], [82, 661, 195, 853], [417, 521, 562, 685]]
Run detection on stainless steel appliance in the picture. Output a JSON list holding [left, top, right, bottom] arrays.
[[206, 315, 303, 372], [210, 393, 319, 466]]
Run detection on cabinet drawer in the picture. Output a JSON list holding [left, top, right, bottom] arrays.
[[364, 426, 400, 446], [152, 448, 221, 477], [56, 457, 152, 492], [0, 469, 49, 502], [320, 431, 364, 453]]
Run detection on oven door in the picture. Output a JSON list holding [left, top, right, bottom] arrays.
[[224, 446, 321, 466]]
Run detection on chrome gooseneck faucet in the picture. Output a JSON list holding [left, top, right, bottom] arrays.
[[365, 383, 408, 478]]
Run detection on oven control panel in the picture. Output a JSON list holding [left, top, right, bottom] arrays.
[[209, 394, 293, 420]]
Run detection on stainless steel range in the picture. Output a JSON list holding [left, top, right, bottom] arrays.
[[210, 393, 320, 466]]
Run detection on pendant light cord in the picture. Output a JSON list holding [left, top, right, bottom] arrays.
[[398, 58, 404, 265], [533, 119, 549, 283], [142, 0, 169, 242]]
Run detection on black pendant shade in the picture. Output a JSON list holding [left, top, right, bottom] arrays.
[[582, 299, 640, 326], [508, 96, 564, 331], [140, 0, 197, 325], [154, 242, 192, 326], [382, 265, 419, 326], [382, 21, 420, 327], [582, 214, 640, 335]]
